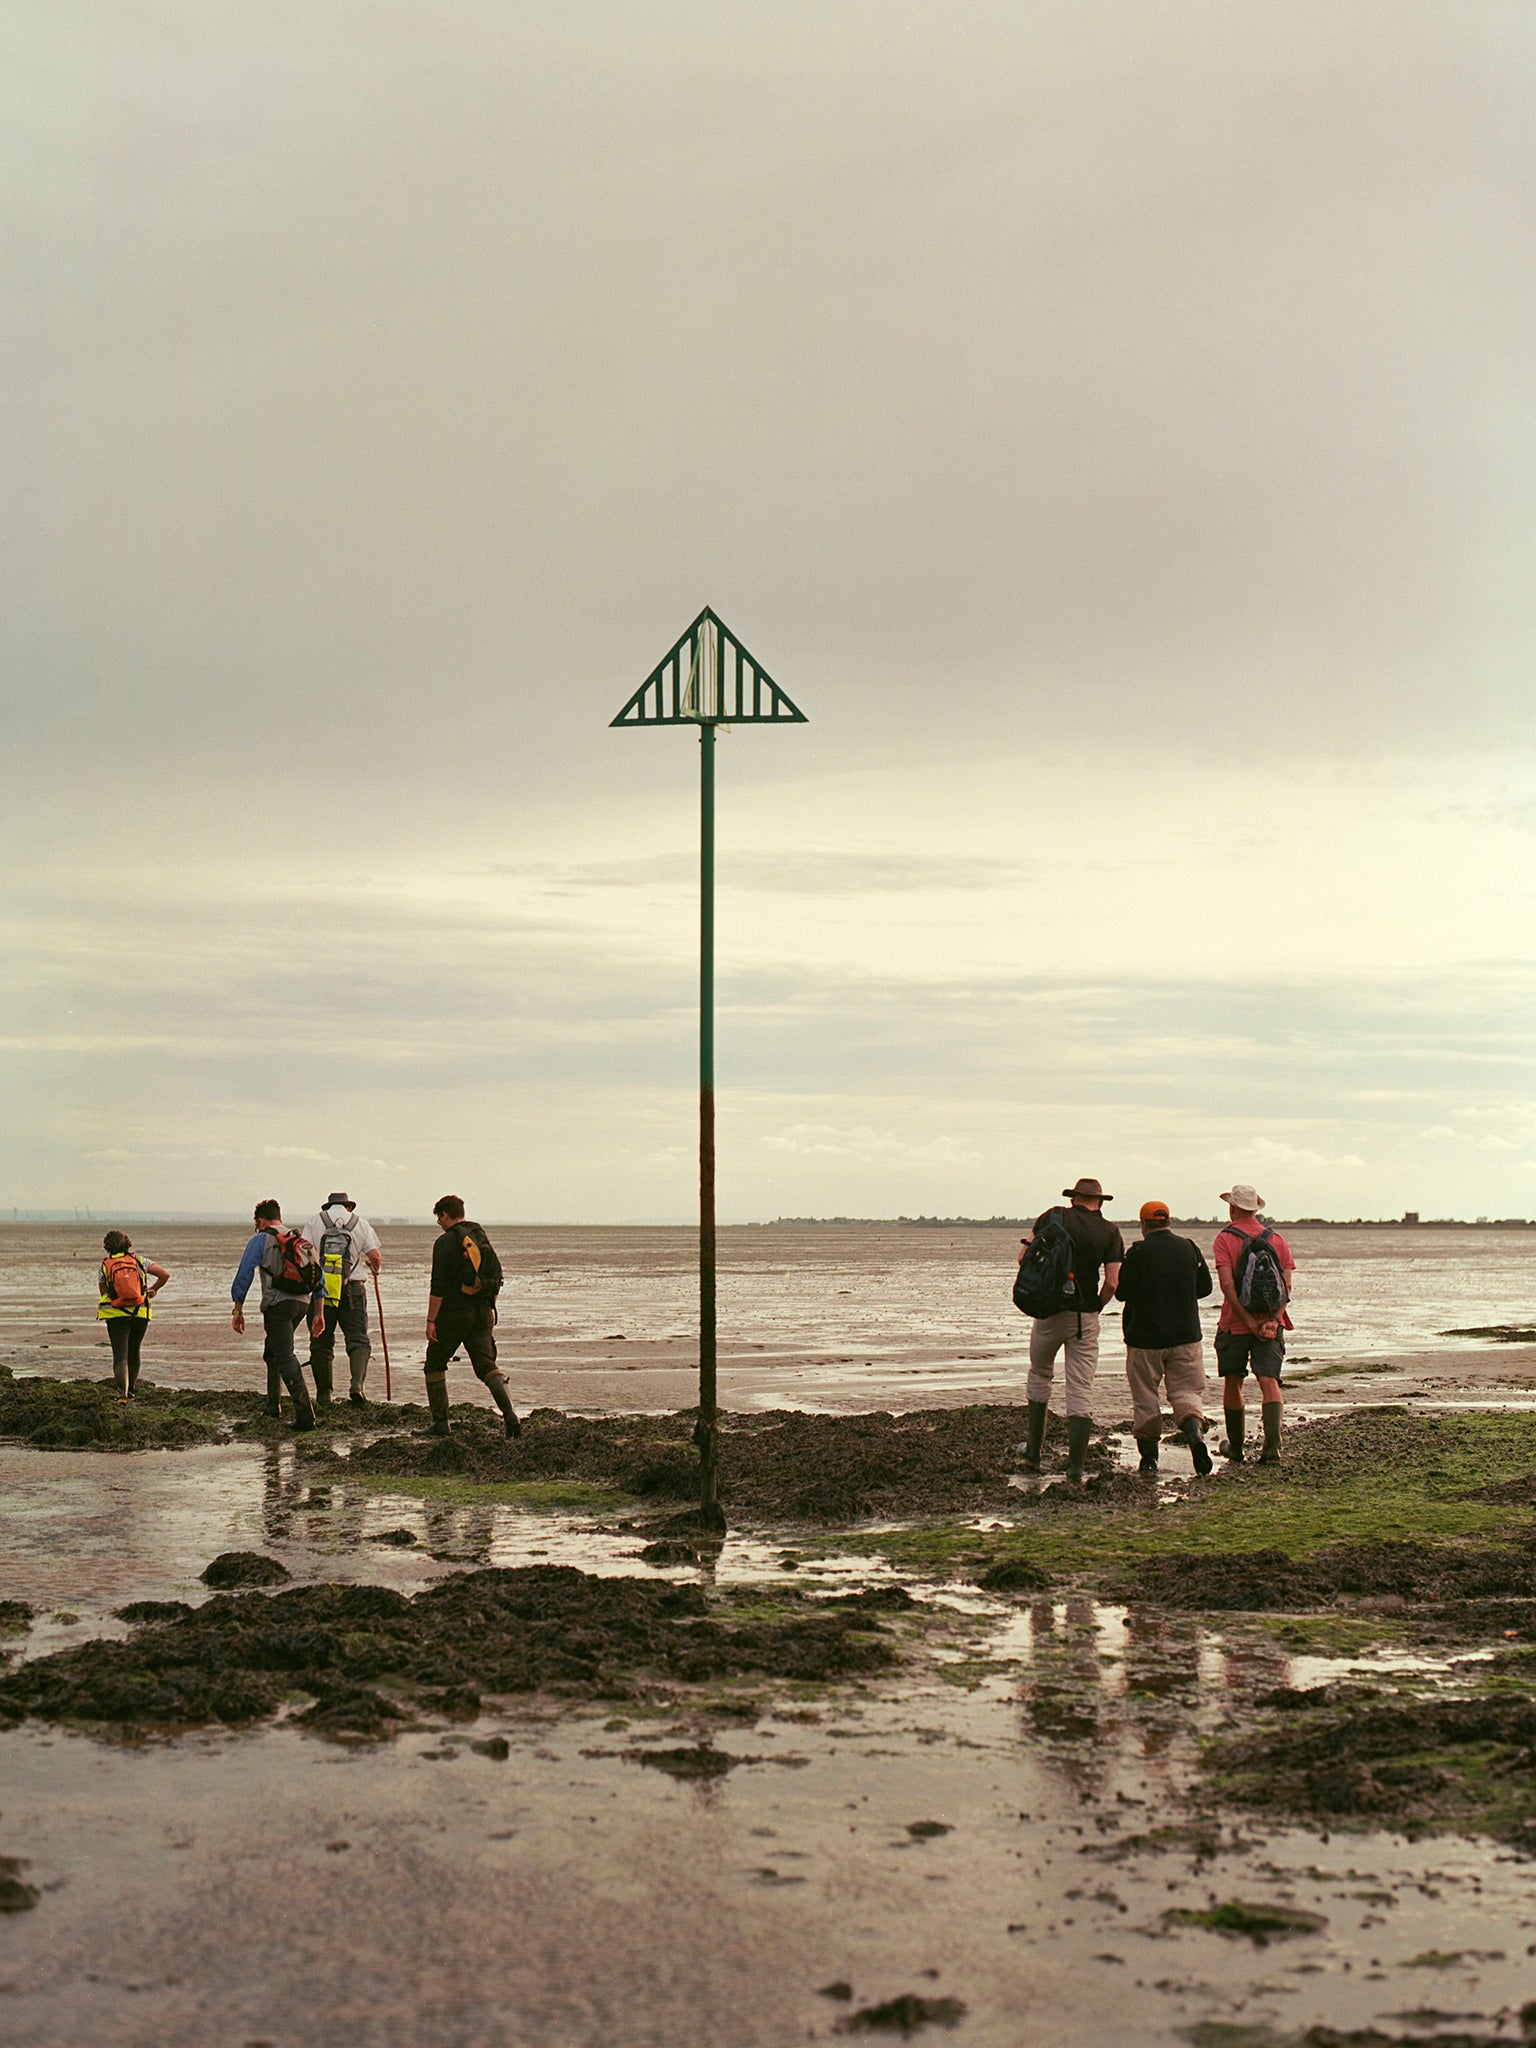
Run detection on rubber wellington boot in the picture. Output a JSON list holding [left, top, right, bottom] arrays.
[[265, 1364, 282, 1420], [424, 1376, 451, 1438], [1220, 1407, 1246, 1462], [1065, 1415, 1092, 1481], [1134, 1430, 1160, 1475], [1180, 1416, 1214, 1476], [486, 1373, 522, 1439], [1018, 1400, 1048, 1473], [311, 1356, 333, 1413], [291, 1388, 316, 1433], [1258, 1401, 1283, 1465]]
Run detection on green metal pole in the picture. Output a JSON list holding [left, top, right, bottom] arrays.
[[697, 718, 723, 1529]]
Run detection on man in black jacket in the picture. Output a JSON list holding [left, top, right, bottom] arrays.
[[1114, 1200, 1214, 1475], [423, 1195, 520, 1440]]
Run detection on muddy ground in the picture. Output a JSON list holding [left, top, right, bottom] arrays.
[[5, 1370, 1536, 1861]]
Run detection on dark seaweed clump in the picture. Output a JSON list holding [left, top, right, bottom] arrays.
[[0, 1565, 899, 1740], [201, 1552, 291, 1589], [0, 1366, 231, 1451], [1208, 1680, 1536, 1843], [342, 1403, 1108, 1521], [1108, 1538, 1536, 1612]]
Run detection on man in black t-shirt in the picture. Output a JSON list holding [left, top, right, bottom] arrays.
[[1115, 1200, 1214, 1475], [422, 1195, 520, 1439], [1018, 1177, 1125, 1478]]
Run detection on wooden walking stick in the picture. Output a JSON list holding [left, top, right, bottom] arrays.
[[371, 1270, 392, 1402]]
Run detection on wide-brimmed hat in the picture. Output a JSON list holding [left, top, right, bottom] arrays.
[[1062, 1177, 1111, 1202], [324, 1191, 355, 1209], [1139, 1200, 1171, 1225], [1220, 1183, 1262, 1212]]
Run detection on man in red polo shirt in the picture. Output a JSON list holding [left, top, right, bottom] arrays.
[[1213, 1182, 1296, 1465]]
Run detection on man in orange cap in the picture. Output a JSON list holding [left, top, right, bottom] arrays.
[[1115, 1200, 1214, 1475]]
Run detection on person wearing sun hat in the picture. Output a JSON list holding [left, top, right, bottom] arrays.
[[1016, 1176, 1125, 1479], [1212, 1184, 1296, 1465], [1115, 1200, 1214, 1475], [301, 1191, 383, 1408]]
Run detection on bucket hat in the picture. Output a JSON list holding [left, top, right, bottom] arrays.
[[1220, 1183, 1262, 1212], [324, 1191, 355, 1209], [1062, 1177, 1111, 1202]]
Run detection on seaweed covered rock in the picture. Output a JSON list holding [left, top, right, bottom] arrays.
[[200, 1553, 291, 1590], [0, 1373, 230, 1452], [0, 1566, 900, 1739]]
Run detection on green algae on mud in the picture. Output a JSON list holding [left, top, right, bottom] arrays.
[[838, 1409, 1536, 1581], [0, 1565, 902, 1740]]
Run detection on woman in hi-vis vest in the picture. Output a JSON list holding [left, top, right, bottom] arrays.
[[97, 1230, 171, 1402]]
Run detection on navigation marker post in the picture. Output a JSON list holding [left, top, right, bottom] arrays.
[[611, 609, 807, 1531]]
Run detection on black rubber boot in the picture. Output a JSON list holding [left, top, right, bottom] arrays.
[[1221, 1406, 1246, 1462], [1065, 1415, 1092, 1480], [266, 1363, 282, 1418], [1259, 1401, 1283, 1464], [1180, 1415, 1214, 1476], [291, 1387, 316, 1433], [310, 1355, 333, 1412], [424, 1375, 451, 1438], [1134, 1430, 1160, 1475], [348, 1350, 369, 1405], [1019, 1399, 1048, 1472], [486, 1372, 522, 1439]]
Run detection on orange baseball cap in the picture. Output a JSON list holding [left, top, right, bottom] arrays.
[[1139, 1200, 1171, 1224]]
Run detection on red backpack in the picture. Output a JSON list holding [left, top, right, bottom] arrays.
[[261, 1228, 321, 1296], [101, 1253, 147, 1311]]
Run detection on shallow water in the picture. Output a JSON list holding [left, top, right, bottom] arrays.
[[5, 1222, 1535, 1417]]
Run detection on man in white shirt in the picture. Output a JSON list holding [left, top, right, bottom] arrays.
[[302, 1191, 383, 1409]]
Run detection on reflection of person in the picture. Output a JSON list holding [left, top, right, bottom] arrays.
[[1115, 1201, 1214, 1475], [301, 1192, 382, 1409], [230, 1200, 322, 1431], [423, 1196, 520, 1440], [1213, 1184, 1296, 1466], [1017, 1178, 1124, 1479], [97, 1230, 170, 1404]]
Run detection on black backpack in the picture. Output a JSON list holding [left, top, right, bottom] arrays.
[[1012, 1209, 1078, 1318], [1230, 1226, 1288, 1318], [454, 1224, 503, 1299]]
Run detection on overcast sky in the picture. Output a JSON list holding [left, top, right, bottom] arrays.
[[5, 1, 1534, 1221]]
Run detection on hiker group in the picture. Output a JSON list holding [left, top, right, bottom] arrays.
[[1012, 1175, 1294, 1479], [97, 1193, 518, 1438]]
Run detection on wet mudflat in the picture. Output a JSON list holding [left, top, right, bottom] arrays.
[[6, 1379, 1536, 2041]]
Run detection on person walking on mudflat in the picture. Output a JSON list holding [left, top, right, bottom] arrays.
[[230, 1200, 322, 1431], [422, 1196, 520, 1439], [1213, 1183, 1295, 1465], [1115, 1201, 1214, 1475], [301, 1191, 383, 1409], [1014, 1176, 1124, 1480], [97, 1231, 170, 1403]]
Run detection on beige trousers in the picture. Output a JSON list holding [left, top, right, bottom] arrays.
[[1125, 1341, 1206, 1433], [1026, 1310, 1100, 1418]]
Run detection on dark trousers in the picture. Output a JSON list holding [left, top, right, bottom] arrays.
[[105, 1316, 147, 1393], [424, 1300, 498, 1382], [308, 1280, 371, 1395], [262, 1300, 310, 1403]]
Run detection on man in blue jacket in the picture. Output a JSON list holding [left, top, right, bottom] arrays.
[[230, 1199, 322, 1430]]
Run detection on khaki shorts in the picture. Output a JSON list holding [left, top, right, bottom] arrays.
[[1124, 1341, 1205, 1433]]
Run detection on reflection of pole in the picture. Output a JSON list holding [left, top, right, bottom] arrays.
[[696, 719, 722, 1530], [371, 1270, 392, 1402]]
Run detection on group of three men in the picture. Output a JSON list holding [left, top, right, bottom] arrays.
[[228, 1192, 518, 1438], [1018, 1175, 1294, 1480]]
